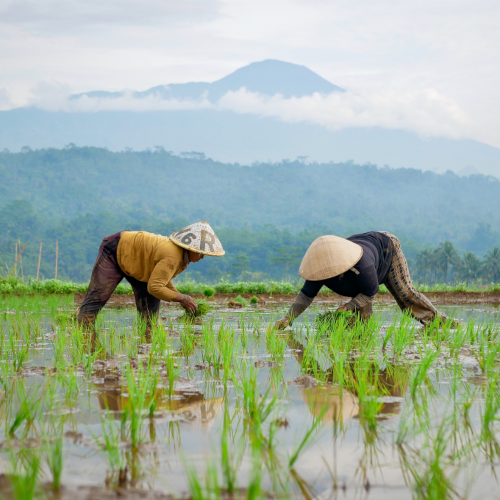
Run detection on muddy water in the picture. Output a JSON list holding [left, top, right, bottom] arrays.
[[2, 299, 500, 499]]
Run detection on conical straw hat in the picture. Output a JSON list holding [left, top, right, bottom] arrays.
[[298, 235, 363, 281], [170, 221, 225, 256]]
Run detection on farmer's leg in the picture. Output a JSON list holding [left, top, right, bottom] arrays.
[[380, 232, 447, 326], [78, 232, 125, 329], [125, 276, 161, 339]]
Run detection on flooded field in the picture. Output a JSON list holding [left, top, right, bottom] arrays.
[[1, 295, 500, 499]]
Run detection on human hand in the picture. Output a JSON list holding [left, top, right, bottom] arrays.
[[274, 317, 290, 330], [179, 294, 198, 314], [336, 304, 349, 312]]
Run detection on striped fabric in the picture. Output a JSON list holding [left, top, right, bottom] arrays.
[[380, 232, 448, 325]]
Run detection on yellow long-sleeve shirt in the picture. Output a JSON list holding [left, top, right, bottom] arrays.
[[117, 231, 187, 302]]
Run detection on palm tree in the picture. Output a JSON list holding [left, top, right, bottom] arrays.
[[457, 252, 482, 286], [435, 241, 460, 283], [416, 249, 433, 283], [483, 247, 500, 283]]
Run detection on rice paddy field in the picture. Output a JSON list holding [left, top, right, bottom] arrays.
[[1, 295, 500, 499]]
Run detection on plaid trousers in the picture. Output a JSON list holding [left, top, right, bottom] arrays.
[[380, 232, 447, 325]]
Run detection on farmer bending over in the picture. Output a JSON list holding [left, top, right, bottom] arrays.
[[78, 221, 225, 333], [275, 231, 448, 329]]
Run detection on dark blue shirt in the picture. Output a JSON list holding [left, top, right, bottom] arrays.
[[302, 231, 394, 299]]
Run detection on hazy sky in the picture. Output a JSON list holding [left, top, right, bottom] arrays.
[[1, 0, 498, 147]]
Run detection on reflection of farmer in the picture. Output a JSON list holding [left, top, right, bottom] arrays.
[[77, 221, 225, 331], [288, 336, 409, 422], [94, 373, 223, 428], [276, 231, 448, 329]]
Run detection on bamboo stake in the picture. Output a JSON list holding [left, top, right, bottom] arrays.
[[8, 242, 27, 277], [36, 241, 43, 281], [19, 239, 24, 281], [55, 240, 59, 280]]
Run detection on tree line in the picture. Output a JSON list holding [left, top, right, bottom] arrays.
[[416, 242, 500, 285], [2, 199, 500, 285]]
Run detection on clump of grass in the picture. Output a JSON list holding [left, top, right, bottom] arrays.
[[234, 295, 248, 307], [203, 287, 215, 298], [250, 296, 259, 305], [181, 299, 211, 320]]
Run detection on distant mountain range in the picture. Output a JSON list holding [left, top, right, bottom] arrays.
[[1, 59, 500, 177], [71, 59, 344, 102]]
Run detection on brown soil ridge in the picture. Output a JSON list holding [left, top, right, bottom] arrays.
[[74, 291, 500, 308]]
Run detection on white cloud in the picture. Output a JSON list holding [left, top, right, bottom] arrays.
[[218, 89, 472, 139], [29, 85, 473, 140], [0, 88, 13, 110]]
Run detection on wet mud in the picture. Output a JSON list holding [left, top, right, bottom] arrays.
[[75, 290, 500, 308]]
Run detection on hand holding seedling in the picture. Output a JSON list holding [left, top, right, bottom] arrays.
[[274, 317, 290, 330], [177, 293, 198, 314]]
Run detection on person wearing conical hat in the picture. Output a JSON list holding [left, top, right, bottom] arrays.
[[275, 231, 449, 329], [77, 221, 224, 333]]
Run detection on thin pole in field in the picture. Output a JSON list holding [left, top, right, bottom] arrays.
[[55, 240, 59, 280], [18, 239, 24, 281], [14, 242, 18, 277], [9, 242, 27, 277], [36, 241, 43, 281], [20, 251, 24, 281]]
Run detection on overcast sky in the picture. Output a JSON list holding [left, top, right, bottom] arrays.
[[1, 0, 498, 147]]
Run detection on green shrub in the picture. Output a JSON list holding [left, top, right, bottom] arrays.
[[203, 287, 215, 298], [234, 295, 248, 307]]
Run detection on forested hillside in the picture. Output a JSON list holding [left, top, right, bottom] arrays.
[[1, 146, 500, 282]]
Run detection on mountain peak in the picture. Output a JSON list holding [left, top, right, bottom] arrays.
[[210, 59, 344, 98], [73, 59, 344, 102]]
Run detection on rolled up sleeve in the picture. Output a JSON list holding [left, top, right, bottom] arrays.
[[147, 258, 181, 302]]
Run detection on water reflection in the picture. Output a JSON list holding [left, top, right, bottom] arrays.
[[288, 335, 410, 423], [93, 370, 224, 429]]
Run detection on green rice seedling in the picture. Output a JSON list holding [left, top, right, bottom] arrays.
[[288, 409, 326, 469], [265, 327, 287, 363], [203, 287, 215, 298], [407, 418, 460, 500], [9, 334, 30, 373], [182, 299, 212, 321], [220, 411, 245, 496], [233, 360, 278, 441], [164, 348, 180, 398], [472, 327, 500, 375], [6, 448, 42, 500], [179, 328, 196, 360], [61, 366, 80, 407], [8, 382, 43, 437], [390, 312, 416, 361], [185, 458, 220, 500], [94, 411, 127, 485], [46, 433, 64, 491], [218, 326, 237, 373], [409, 345, 439, 402], [316, 309, 355, 329], [247, 437, 270, 500], [250, 296, 259, 305], [200, 321, 219, 367], [122, 363, 151, 448]]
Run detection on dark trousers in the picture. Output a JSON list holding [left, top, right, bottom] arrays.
[[77, 231, 161, 328]]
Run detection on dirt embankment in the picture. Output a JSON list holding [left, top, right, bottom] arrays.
[[74, 291, 500, 308]]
